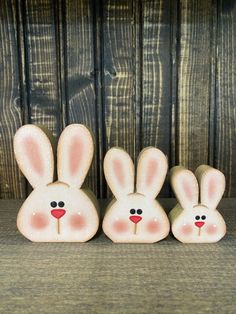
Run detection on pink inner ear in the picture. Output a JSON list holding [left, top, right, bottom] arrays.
[[69, 136, 83, 176], [146, 158, 158, 187], [24, 137, 44, 176], [182, 178, 195, 202], [208, 176, 216, 199], [113, 159, 125, 187]]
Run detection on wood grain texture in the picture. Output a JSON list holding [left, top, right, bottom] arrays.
[[141, 0, 172, 196], [141, 0, 171, 153], [1, 1, 236, 199], [215, 0, 236, 196], [102, 0, 138, 196], [23, 0, 61, 135], [176, 0, 213, 169], [0, 199, 236, 313], [64, 0, 101, 195], [102, 1, 137, 156], [0, 0, 25, 198]]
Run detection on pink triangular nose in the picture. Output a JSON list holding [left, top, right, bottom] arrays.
[[195, 221, 205, 228], [51, 209, 66, 219], [129, 215, 142, 224]]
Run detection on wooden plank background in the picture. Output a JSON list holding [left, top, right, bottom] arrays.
[[0, 0, 236, 199]]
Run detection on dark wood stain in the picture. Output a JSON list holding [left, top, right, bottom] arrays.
[[0, 0, 236, 198], [215, 0, 236, 196], [0, 0, 25, 198]]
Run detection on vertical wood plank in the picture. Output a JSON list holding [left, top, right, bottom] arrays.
[[23, 0, 61, 135], [64, 0, 100, 195], [103, 0, 138, 196], [103, 0, 137, 154], [170, 0, 178, 170], [177, 0, 213, 170], [94, 0, 106, 198], [215, 0, 236, 196], [0, 0, 25, 198], [141, 0, 172, 196]]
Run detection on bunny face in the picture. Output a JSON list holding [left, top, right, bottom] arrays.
[[18, 183, 99, 242], [171, 204, 226, 243], [169, 166, 226, 243], [14, 124, 99, 242], [103, 193, 170, 243], [102, 147, 170, 243]]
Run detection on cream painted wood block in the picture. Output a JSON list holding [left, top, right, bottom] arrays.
[[169, 165, 226, 243], [102, 147, 170, 243], [14, 124, 99, 242]]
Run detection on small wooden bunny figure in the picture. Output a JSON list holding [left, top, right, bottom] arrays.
[[102, 147, 170, 243], [14, 124, 99, 242], [169, 165, 226, 243]]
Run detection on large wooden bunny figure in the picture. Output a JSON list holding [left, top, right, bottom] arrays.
[[169, 165, 226, 243], [102, 147, 170, 243], [14, 124, 99, 242]]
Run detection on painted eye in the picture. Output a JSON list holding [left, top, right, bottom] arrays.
[[201, 215, 206, 220], [195, 215, 200, 220], [58, 201, 65, 208], [130, 209, 136, 215], [50, 201, 57, 208], [137, 209, 142, 215]]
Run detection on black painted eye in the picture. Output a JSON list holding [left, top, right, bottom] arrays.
[[195, 215, 200, 220], [130, 209, 136, 215], [137, 209, 142, 215], [201, 215, 206, 220], [58, 201, 65, 208], [50, 201, 57, 208]]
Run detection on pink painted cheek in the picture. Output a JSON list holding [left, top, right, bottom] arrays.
[[70, 214, 86, 230], [181, 224, 193, 236], [146, 220, 161, 234], [112, 220, 129, 233], [206, 224, 218, 235], [30, 213, 49, 229]]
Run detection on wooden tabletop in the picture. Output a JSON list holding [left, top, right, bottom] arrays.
[[0, 199, 235, 314]]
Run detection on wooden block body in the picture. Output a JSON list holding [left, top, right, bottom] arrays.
[[169, 165, 226, 243], [102, 147, 170, 243], [103, 194, 170, 243], [14, 124, 99, 242]]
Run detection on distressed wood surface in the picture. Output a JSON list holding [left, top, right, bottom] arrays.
[[102, 1, 137, 155], [23, 0, 61, 135], [177, 0, 214, 170], [215, 0, 236, 196], [0, 199, 236, 313], [141, 0, 172, 196], [0, 0, 236, 199], [0, 0, 25, 198], [64, 0, 100, 194], [102, 0, 138, 197]]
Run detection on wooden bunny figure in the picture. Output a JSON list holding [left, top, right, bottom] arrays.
[[102, 147, 170, 243], [169, 165, 226, 243], [14, 124, 99, 242]]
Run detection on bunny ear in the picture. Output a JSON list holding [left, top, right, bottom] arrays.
[[136, 147, 168, 198], [104, 148, 134, 199], [57, 124, 94, 188], [14, 125, 54, 188], [170, 166, 199, 210], [195, 165, 225, 210]]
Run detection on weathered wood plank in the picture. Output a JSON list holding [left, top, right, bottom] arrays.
[[102, 0, 138, 196], [23, 0, 61, 135], [64, 0, 100, 195], [215, 0, 236, 196], [94, 0, 106, 198], [0, 0, 25, 198], [177, 0, 213, 170], [141, 0, 172, 196], [102, 0, 137, 155]]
